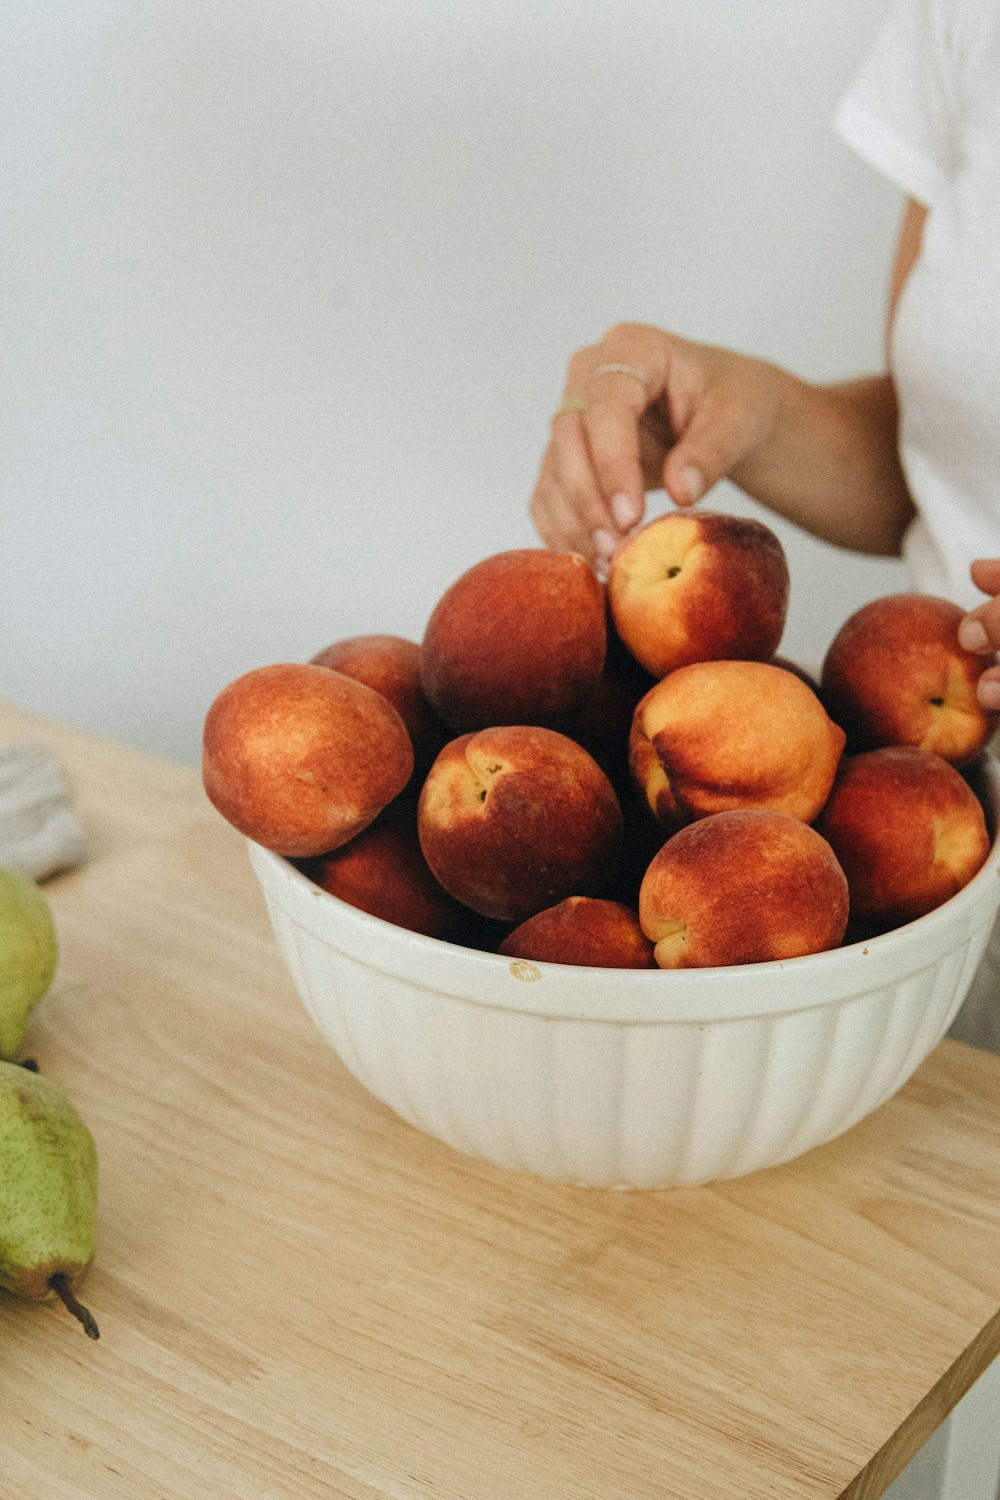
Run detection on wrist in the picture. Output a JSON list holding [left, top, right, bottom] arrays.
[[727, 358, 797, 495]]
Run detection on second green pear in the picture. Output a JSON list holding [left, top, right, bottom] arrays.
[[0, 1059, 99, 1337]]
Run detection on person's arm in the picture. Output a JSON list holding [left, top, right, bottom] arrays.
[[727, 369, 911, 556], [530, 200, 926, 572]]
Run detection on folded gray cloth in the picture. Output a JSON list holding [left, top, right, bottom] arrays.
[[0, 742, 87, 880]]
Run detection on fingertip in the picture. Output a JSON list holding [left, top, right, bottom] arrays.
[[978, 675, 1000, 711], [663, 478, 694, 510], [663, 455, 706, 509], [680, 464, 706, 504], [592, 526, 616, 566], [610, 492, 641, 531], [959, 617, 991, 654]]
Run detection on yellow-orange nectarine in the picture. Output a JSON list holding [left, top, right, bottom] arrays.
[[630, 661, 845, 826]]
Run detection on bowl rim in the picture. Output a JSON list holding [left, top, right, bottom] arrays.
[[247, 752, 1000, 1025]]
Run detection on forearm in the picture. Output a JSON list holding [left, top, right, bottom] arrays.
[[731, 370, 914, 557]]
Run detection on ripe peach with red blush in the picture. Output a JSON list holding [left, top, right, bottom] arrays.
[[203, 663, 413, 857], [421, 549, 606, 731], [499, 897, 655, 969], [607, 510, 789, 677], [639, 810, 849, 969], [297, 800, 464, 941], [821, 593, 998, 766], [417, 725, 622, 922], [816, 746, 990, 930], [310, 633, 448, 775]]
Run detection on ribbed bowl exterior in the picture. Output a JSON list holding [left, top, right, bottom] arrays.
[[248, 757, 1000, 1188]]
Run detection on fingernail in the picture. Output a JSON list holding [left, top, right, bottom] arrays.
[[959, 618, 990, 653], [610, 492, 638, 531], [592, 527, 615, 562], [980, 679, 1000, 710], [681, 465, 705, 503]]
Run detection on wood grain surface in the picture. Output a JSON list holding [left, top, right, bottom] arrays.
[[0, 699, 999, 1500]]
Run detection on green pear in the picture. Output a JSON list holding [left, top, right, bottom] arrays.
[[0, 867, 58, 1060], [0, 1060, 99, 1338]]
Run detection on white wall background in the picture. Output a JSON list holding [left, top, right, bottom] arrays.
[[1, 0, 910, 767]]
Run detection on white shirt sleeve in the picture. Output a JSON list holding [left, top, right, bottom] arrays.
[[834, 0, 961, 206]]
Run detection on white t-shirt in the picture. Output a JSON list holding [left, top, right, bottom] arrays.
[[834, 0, 1000, 611], [836, 2, 1000, 1052]]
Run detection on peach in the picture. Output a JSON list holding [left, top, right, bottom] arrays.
[[203, 663, 413, 857], [417, 725, 623, 922], [607, 510, 789, 677], [309, 634, 448, 775], [498, 897, 656, 969], [420, 549, 606, 730], [630, 661, 845, 825], [639, 810, 849, 968], [296, 800, 464, 940], [816, 746, 991, 930], [770, 655, 821, 693], [821, 593, 998, 766]]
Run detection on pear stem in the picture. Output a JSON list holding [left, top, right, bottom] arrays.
[[18, 1058, 39, 1072], [49, 1273, 100, 1340]]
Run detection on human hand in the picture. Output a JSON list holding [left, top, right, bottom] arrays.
[[530, 322, 783, 572], [958, 560, 1000, 710]]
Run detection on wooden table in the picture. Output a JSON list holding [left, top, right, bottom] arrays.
[[1, 699, 999, 1500]]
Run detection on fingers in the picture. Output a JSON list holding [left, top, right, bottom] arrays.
[[960, 560, 1000, 653], [661, 386, 759, 510], [530, 426, 619, 571], [960, 559, 1000, 710], [530, 326, 675, 565], [581, 369, 652, 531], [974, 665, 1000, 712]]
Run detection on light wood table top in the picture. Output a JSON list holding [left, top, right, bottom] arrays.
[[1, 698, 999, 1500]]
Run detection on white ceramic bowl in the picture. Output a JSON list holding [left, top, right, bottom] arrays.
[[248, 756, 1000, 1189]]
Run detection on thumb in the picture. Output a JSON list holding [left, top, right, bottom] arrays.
[[661, 394, 757, 509]]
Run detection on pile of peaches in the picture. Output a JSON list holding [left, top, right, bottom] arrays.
[[202, 511, 997, 970]]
